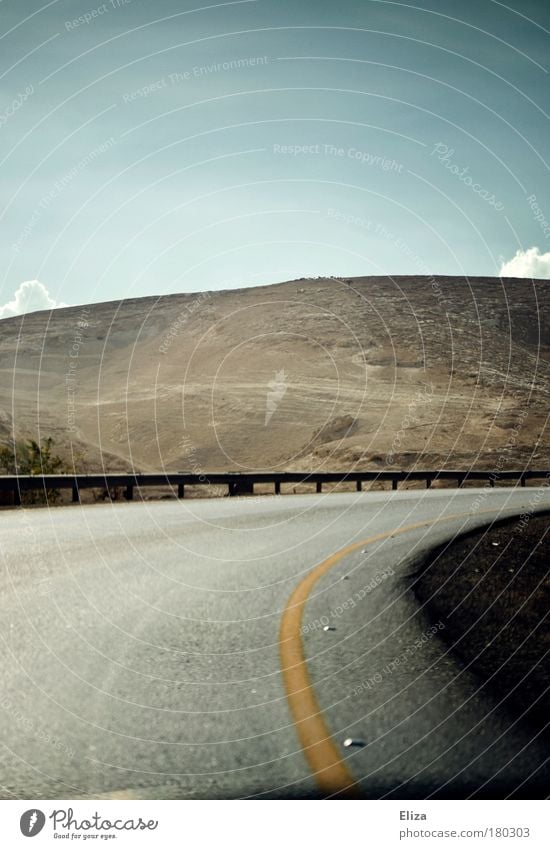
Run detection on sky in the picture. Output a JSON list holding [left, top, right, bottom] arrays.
[[1, 0, 549, 315]]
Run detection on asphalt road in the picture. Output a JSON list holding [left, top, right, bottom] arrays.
[[1, 487, 549, 799]]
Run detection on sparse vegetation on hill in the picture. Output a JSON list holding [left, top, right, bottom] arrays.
[[0, 437, 67, 503]]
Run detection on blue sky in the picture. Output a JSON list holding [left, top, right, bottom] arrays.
[[1, 0, 549, 313]]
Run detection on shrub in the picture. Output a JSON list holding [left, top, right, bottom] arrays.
[[0, 437, 67, 503]]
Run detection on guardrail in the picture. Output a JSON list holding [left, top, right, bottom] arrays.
[[0, 469, 548, 505]]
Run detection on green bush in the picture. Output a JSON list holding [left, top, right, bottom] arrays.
[[0, 437, 67, 503]]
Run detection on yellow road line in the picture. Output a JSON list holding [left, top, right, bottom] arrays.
[[279, 506, 517, 796]]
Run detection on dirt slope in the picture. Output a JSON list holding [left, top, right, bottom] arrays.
[[0, 275, 548, 473]]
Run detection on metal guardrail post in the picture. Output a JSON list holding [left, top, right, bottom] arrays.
[[178, 483, 185, 499]]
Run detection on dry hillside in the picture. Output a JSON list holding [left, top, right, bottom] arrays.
[[0, 276, 548, 474]]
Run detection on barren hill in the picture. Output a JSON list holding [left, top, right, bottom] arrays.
[[0, 276, 548, 474]]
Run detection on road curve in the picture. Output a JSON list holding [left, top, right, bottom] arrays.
[[1, 487, 549, 799]]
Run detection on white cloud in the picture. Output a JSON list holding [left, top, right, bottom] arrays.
[[0, 280, 67, 319], [499, 247, 550, 279]]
